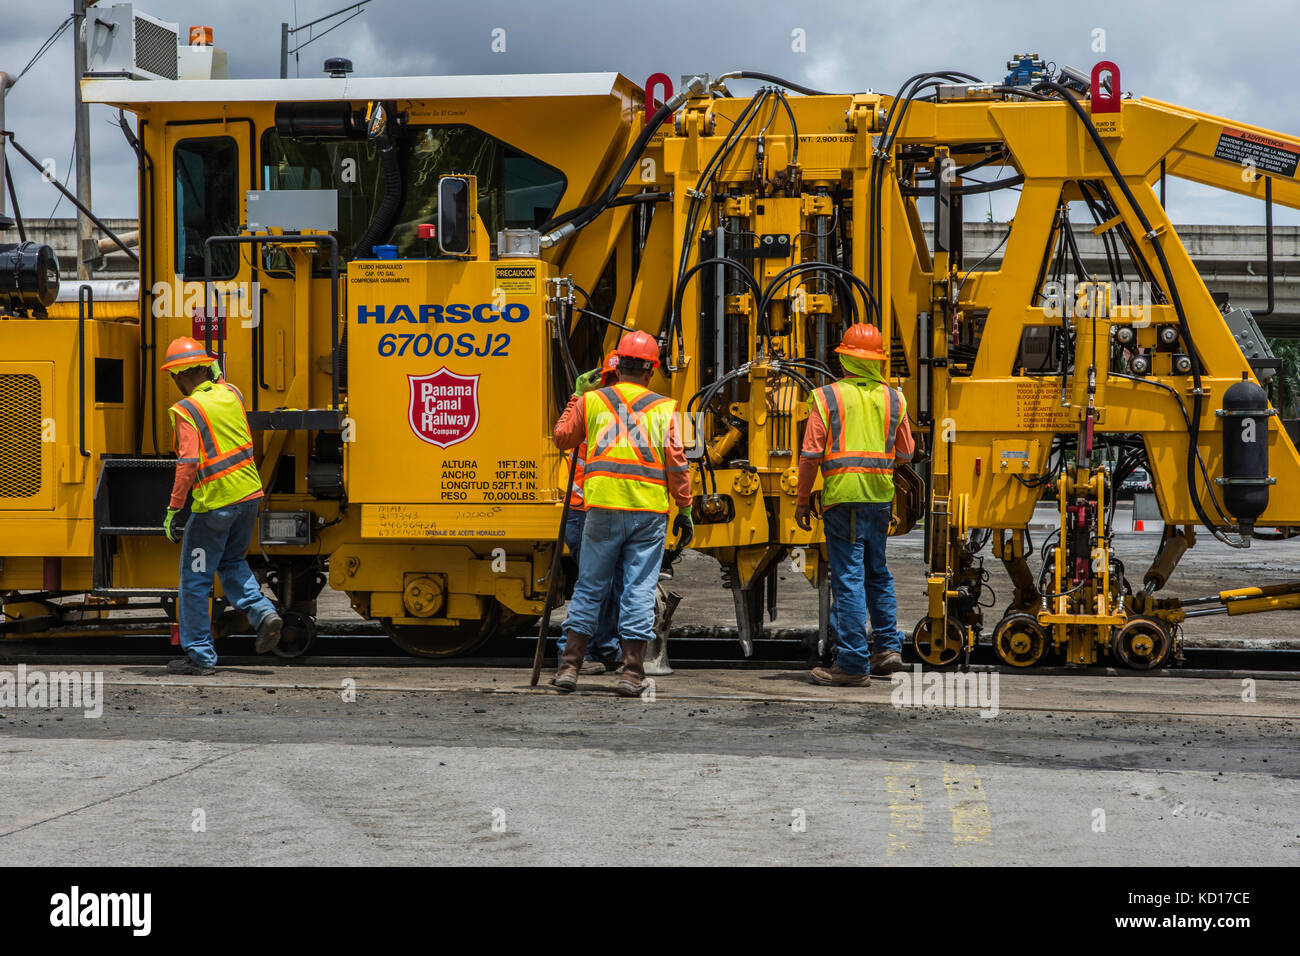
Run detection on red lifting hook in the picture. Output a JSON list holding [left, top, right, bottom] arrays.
[[1091, 61, 1121, 113], [644, 72, 673, 124]]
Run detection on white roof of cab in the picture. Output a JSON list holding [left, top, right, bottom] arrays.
[[81, 72, 631, 105]]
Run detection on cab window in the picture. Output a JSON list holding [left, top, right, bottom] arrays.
[[174, 136, 239, 279], [260, 123, 565, 260]]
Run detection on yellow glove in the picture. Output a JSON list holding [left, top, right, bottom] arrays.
[[163, 507, 184, 543], [573, 368, 603, 397]]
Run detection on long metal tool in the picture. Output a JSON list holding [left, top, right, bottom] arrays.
[[530, 449, 581, 686]]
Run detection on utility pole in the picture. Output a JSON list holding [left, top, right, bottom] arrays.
[[72, 0, 93, 279], [0, 71, 13, 227], [280, 1, 371, 79]]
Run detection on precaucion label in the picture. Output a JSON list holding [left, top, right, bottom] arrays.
[[494, 264, 537, 295]]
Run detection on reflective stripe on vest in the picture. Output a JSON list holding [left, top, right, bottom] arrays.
[[811, 379, 904, 506], [569, 444, 587, 509], [169, 380, 264, 512], [582, 383, 676, 512]]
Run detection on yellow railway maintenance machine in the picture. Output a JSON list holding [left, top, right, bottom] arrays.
[[2, 30, 1299, 666]]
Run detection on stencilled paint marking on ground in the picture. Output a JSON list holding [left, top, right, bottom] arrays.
[[883, 761, 923, 857], [943, 762, 992, 860]]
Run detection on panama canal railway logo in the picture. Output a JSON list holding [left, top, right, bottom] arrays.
[[408, 368, 480, 448]]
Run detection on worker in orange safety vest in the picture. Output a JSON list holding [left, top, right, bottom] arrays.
[[556, 351, 624, 675], [551, 331, 692, 696], [162, 337, 282, 674]]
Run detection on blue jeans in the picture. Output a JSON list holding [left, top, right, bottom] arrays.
[[562, 507, 666, 644], [557, 510, 623, 665], [825, 501, 903, 675], [178, 498, 277, 667]]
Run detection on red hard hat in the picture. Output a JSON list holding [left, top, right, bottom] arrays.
[[161, 336, 217, 372], [614, 330, 660, 366], [600, 351, 620, 384], [835, 323, 887, 361]]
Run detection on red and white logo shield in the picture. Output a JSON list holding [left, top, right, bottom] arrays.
[[408, 368, 480, 448]]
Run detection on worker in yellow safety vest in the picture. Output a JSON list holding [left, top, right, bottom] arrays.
[[552, 331, 692, 696], [795, 323, 915, 686], [161, 337, 281, 674]]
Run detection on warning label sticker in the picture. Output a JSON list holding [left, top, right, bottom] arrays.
[[350, 262, 412, 285], [1014, 383, 1073, 431], [494, 264, 537, 294], [1213, 127, 1300, 178]]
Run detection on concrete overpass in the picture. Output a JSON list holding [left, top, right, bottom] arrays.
[[962, 222, 1300, 338], [16, 218, 1300, 336]]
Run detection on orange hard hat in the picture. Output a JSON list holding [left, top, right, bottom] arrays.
[[160, 336, 218, 373], [835, 323, 887, 361], [600, 351, 620, 384], [614, 330, 660, 366]]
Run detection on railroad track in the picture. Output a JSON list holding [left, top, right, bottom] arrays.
[[2, 625, 1298, 676]]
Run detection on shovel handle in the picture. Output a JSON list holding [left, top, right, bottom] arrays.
[[530, 448, 581, 686]]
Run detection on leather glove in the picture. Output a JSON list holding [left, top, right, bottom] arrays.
[[673, 505, 694, 548], [163, 507, 183, 543], [573, 368, 603, 397]]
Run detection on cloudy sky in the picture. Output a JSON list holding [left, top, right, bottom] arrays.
[[3, 0, 1299, 226]]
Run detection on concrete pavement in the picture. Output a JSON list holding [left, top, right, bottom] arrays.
[[1, 664, 1296, 865]]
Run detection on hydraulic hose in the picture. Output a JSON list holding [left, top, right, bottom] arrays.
[[540, 76, 708, 246], [668, 256, 762, 368], [718, 71, 831, 97], [761, 261, 877, 317], [869, 71, 983, 303], [660, 90, 773, 359], [1032, 80, 1244, 547]]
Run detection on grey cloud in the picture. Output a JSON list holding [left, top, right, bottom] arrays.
[[2, 0, 1298, 224]]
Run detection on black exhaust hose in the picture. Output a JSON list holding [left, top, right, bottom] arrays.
[[352, 132, 403, 260], [341, 110, 403, 395]]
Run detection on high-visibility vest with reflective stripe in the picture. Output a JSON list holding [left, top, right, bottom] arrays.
[[569, 443, 587, 510], [582, 383, 678, 513], [808, 379, 904, 506], [168, 380, 264, 513]]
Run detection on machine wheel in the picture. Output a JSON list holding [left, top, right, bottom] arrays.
[[271, 611, 317, 658], [381, 600, 503, 658], [911, 616, 964, 667], [498, 610, 540, 639], [993, 613, 1048, 668], [1111, 616, 1172, 670]]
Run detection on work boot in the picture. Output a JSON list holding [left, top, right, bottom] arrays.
[[616, 640, 648, 697], [166, 657, 216, 676], [255, 612, 284, 654], [551, 631, 590, 693], [810, 665, 870, 687], [870, 650, 904, 676], [580, 660, 610, 675]]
